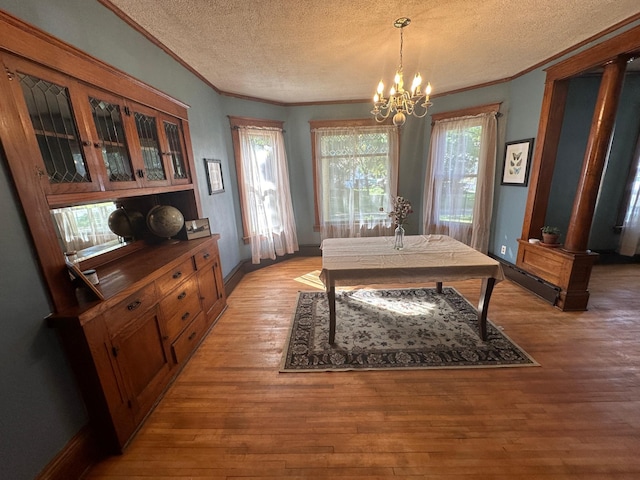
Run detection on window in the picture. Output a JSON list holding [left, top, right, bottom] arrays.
[[619, 133, 640, 256], [229, 116, 299, 264], [423, 104, 499, 253], [311, 119, 399, 239]]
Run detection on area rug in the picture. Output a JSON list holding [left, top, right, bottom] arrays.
[[280, 287, 538, 372]]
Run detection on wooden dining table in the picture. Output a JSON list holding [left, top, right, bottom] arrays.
[[319, 234, 505, 344]]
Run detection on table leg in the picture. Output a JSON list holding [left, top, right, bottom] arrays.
[[436, 281, 443, 293], [328, 285, 336, 345], [477, 277, 496, 341]]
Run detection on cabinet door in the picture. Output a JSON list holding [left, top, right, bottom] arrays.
[[81, 86, 140, 190], [197, 260, 226, 325], [161, 116, 191, 185], [83, 317, 138, 450], [127, 103, 172, 187], [1, 53, 103, 194], [110, 306, 172, 422]]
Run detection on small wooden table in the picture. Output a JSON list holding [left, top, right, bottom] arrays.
[[320, 235, 505, 344]]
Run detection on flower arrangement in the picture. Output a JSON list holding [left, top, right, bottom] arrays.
[[382, 195, 413, 227]]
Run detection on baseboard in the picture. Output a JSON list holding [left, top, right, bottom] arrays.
[[591, 249, 640, 264], [490, 254, 561, 305], [35, 425, 103, 480]]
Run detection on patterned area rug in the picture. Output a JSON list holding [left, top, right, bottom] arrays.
[[280, 287, 538, 372]]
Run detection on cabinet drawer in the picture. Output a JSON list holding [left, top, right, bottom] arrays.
[[171, 312, 206, 364], [155, 257, 195, 297], [105, 282, 158, 337], [194, 242, 218, 270], [160, 276, 202, 340]]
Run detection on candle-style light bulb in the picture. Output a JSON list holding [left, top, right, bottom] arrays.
[[411, 73, 422, 95]]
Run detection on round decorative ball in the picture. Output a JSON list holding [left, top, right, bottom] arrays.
[[146, 205, 184, 239], [108, 207, 144, 238]]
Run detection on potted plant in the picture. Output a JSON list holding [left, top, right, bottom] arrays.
[[541, 226, 561, 245]]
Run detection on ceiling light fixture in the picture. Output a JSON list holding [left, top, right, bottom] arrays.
[[371, 17, 432, 126]]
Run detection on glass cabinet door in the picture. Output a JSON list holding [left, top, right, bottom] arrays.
[[162, 119, 190, 184], [132, 109, 170, 186], [4, 54, 102, 193], [87, 93, 138, 190]]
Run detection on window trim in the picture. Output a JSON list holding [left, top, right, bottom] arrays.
[[430, 103, 501, 124], [309, 118, 399, 231], [228, 115, 285, 243]]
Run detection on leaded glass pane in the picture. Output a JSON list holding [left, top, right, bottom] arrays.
[[163, 121, 187, 179], [89, 97, 134, 182], [18, 73, 90, 184], [134, 112, 165, 181]]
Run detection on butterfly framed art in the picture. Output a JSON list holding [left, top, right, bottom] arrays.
[[501, 138, 534, 186]]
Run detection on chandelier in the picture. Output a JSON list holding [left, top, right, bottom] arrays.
[[371, 17, 432, 126]]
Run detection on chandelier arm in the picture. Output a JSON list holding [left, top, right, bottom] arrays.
[[412, 100, 431, 118], [371, 106, 391, 122]]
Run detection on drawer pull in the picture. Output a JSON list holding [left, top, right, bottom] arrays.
[[188, 331, 197, 340], [203, 252, 211, 259], [172, 271, 182, 279], [181, 311, 190, 321], [177, 291, 187, 300], [127, 300, 141, 311]]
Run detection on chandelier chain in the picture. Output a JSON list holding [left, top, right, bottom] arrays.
[[399, 27, 403, 71]]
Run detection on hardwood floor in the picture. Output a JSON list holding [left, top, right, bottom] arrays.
[[85, 257, 640, 479]]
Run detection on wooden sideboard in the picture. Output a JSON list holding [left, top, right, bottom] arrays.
[[48, 236, 226, 452]]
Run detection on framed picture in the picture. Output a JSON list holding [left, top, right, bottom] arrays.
[[204, 158, 224, 194], [185, 218, 211, 240], [501, 138, 534, 186]]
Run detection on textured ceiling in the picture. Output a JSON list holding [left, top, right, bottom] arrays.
[[104, 0, 640, 104]]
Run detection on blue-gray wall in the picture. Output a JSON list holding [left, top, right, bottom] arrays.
[[0, 1, 638, 478]]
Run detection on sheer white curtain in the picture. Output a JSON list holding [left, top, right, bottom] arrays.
[[619, 150, 640, 256], [422, 113, 497, 253], [314, 125, 398, 240], [238, 127, 299, 264]]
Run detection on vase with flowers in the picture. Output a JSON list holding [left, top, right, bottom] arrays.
[[381, 196, 413, 250]]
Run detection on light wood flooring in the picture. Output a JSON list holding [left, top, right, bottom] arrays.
[[85, 257, 640, 479]]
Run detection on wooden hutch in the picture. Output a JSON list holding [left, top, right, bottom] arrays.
[[0, 11, 226, 452]]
